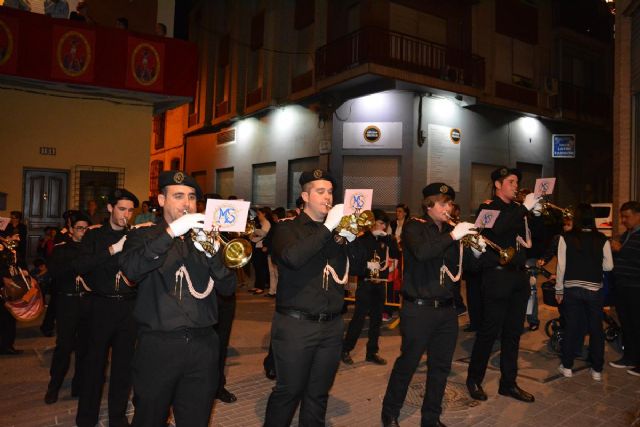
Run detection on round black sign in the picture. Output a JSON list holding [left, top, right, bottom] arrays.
[[450, 128, 461, 144], [363, 125, 381, 143]]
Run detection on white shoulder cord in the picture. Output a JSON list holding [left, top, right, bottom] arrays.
[[439, 242, 464, 286], [379, 246, 390, 272], [516, 215, 532, 249], [322, 257, 350, 290], [175, 265, 215, 299], [115, 270, 134, 292], [75, 275, 92, 292]]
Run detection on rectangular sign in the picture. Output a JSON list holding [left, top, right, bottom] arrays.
[[552, 134, 576, 158], [343, 122, 402, 149], [343, 189, 373, 215], [204, 199, 250, 232], [475, 209, 500, 229], [534, 177, 556, 197], [427, 124, 461, 192]]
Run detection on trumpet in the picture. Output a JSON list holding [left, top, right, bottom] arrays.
[[369, 251, 381, 279], [323, 203, 375, 236], [445, 213, 515, 265], [516, 189, 573, 219], [185, 210, 253, 269]]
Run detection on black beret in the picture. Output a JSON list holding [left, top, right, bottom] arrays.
[[422, 182, 456, 200], [159, 170, 203, 199], [490, 167, 522, 183], [108, 188, 139, 208], [69, 212, 90, 227], [299, 169, 335, 188]]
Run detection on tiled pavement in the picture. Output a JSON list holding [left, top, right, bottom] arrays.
[[1, 290, 639, 427]]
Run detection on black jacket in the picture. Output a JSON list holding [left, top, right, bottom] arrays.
[[119, 220, 236, 332], [401, 215, 476, 300], [72, 222, 134, 296], [358, 231, 400, 280], [272, 212, 367, 315], [477, 197, 528, 268], [47, 240, 84, 294]]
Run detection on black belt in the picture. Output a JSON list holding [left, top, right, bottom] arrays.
[[276, 307, 341, 322], [147, 327, 213, 342], [492, 265, 527, 272], [403, 295, 454, 308], [58, 292, 88, 298], [92, 293, 137, 300]]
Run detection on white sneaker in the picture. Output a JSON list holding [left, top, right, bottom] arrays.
[[558, 364, 572, 378], [590, 369, 602, 381]]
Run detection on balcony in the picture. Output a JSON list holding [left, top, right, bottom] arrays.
[[557, 81, 611, 123], [315, 27, 485, 90], [0, 7, 198, 112]]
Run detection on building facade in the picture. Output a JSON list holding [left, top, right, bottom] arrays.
[[154, 0, 613, 218]]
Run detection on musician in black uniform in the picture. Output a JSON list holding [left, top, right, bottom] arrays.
[[74, 188, 139, 427], [342, 208, 399, 366], [466, 167, 541, 403], [44, 212, 91, 404], [264, 169, 366, 427], [381, 183, 479, 427], [120, 171, 236, 427]]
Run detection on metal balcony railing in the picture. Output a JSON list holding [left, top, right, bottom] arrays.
[[316, 27, 485, 89]]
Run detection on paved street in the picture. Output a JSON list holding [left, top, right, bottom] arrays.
[[1, 286, 639, 427]]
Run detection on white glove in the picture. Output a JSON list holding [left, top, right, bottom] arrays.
[[450, 222, 477, 240], [110, 236, 127, 255], [324, 204, 344, 231], [532, 202, 543, 217], [338, 229, 356, 242], [192, 229, 219, 258], [523, 193, 541, 211], [372, 229, 387, 237], [367, 261, 381, 271], [168, 213, 205, 237]]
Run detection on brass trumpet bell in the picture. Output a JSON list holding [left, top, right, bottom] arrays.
[[336, 210, 375, 235], [190, 229, 253, 269]]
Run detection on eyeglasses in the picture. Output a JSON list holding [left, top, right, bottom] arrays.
[[74, 226, 89, 231]]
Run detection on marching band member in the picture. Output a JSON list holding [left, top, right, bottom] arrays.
[[381, 183, 479, 427], [119, 171, 236, 427], [466, 167, 541, 403], [264, 169, 366, 427], [342, 208, 399, 366]]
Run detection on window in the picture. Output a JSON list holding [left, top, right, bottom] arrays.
[[495, 35, 534, 86], [342, 156, 400, 209], [216, 167, 234, 199], [152, 113, 166, 150], [150, 160, 164, 197], [253, 163, 276, 206], [215, 35, 231, 117], [170, 157, 181, 170], [79, 170, 119, 216]]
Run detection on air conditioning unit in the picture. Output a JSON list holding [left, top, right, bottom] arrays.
[[544, 77, 558, 95]]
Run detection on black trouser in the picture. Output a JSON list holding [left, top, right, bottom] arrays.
[[76, 297, 136, 427], [48, 294, 90, 393], [41, 282, 58, 334], [464, 272, 483, 330], [264, 312, 343, 427], [614, 285, 640, 365], [382, 301, 458, 426], [252, 248, 269, 290], [131, 328, 219, 427], [0, 302, 16, 350], [451, 282, 466, 312], [343, 280, 385, 355], [214, 293, 236, 394], [561, 287, 605, 371], [264, 342, 276, 374], [467, 268, 529, 388]]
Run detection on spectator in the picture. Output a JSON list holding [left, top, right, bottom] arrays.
[[134, 201, 155, 225], [3, 211, 27, 268], [44, 0, 69, 19], [84, 200, 104, 226], [3, 0, 31, 11], [155, 22, 167, 37], [38, 227, 58, 259], [609, 201, 640, 376], [69, 1, 92, 24], [115, 17, 128, 30]]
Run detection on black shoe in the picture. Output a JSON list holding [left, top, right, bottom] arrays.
[[0, 347, 23, 355], [381, 413, 400, 427], [216, 387, 237, 403], [424, 420, 447, 427], [341, 351, 354, 365], [466, 380, 487, 401], [264, 368, 276, 380], [528, 323, 539, 331], [498, 384, 535, 403], [366, 353, 387, 365], [44, 388, 58, 404], [264, 293, 276, 298], [40, 327, 54, 337]]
